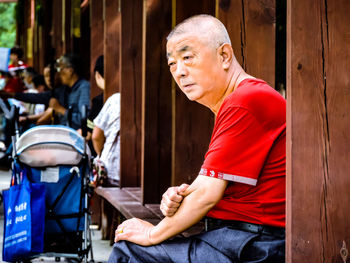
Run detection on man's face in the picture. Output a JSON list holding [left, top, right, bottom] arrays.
[[166, 33, 223, 104], [10, 54, 18, 64], [43, 67, 51, 88], [56, 59, 73, 86]]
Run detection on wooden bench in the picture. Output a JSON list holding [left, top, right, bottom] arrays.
[[93, 186, 204, 245]]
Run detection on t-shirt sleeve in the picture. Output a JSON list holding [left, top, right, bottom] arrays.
[[93, 94, 120, 133], [200, 106, 275, 186], [93, 98, 111, 131]]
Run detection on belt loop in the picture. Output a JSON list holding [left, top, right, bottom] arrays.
[[257, 224, 264, 234]]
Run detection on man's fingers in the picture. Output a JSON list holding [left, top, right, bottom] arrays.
[[114, 230, 130, 242], [164, 187, 183, 203], [160, 202, 177, 217], [177, 183, 190, 196], [162, 193, 181, 207]]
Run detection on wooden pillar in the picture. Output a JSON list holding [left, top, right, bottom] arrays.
[[287, 0, 350, 262], [218, 0, 276, 88], [141, 0, 172, 203], [62, 0, 72, 55], [90, 0, 104, 99], [103, 0, 120, 99], [171, 1, 215, 186], [75, 0, 90, 80], [51, 0, 63, 58], [119, 0, 143, 187]]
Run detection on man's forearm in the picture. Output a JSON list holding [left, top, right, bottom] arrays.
[[149, 176, 227, 244]]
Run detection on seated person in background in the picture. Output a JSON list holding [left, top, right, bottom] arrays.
[[108, 14, 286, 263], [0, 64, 58, 105], [4, 46, 27, 93], [8, 46, 27, 73], [22, 67, 37, 91], [91, 55, 120, 186], [19, 74, 49, 126], [77, 55, 104, 156], [88, 55, 104, 131], [37, 54, 90, 129]]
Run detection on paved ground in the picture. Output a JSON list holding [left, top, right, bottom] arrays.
[[0, 167, 112, 263]]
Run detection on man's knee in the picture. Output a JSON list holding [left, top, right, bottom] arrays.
[[108, 241, 130, 263]]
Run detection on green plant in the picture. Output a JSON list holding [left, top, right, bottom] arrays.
[[0, 3, 16, 48]]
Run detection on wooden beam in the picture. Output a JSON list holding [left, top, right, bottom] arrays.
[[90, 0, 104, 99], [218, 0, 276, 88], [119, 0, 143, 187], [287, 0, 350, 261], [104, 0, 120, 98], [50, 0, 63, 58], [141, 0, 172, 204], [172, 0, 215, 186]]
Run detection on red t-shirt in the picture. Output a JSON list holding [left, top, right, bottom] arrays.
[[201, 78, 286, 227]]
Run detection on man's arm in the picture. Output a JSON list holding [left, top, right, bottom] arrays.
[[114, 175, 228, 246], [15, 91, 51, 104], [160, 184, 190, 217]]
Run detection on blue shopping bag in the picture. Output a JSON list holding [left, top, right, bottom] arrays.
[[2, 165, 46, 262]]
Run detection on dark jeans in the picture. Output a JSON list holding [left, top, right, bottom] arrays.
[[107, 226, 285, 263]]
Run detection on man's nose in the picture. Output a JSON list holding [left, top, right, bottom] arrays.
[[174, 61, 187, 78]]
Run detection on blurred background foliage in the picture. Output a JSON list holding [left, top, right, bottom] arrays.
[[0, 2, 16, 48]]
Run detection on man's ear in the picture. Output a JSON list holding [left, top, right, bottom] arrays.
[[218, 43, 233, 70]]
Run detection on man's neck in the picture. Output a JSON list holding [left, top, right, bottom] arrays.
[[210, 65, 253, 115], [67, 75, 79, 88]]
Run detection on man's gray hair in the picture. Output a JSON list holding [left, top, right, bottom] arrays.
[[167, 14, 231, 48]]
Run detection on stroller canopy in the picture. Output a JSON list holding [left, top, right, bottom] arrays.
[[16, 125, 90, 167]]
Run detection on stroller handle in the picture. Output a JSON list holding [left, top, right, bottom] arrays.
[[9, 105, 19, 136], [80, 105, 88, 138]]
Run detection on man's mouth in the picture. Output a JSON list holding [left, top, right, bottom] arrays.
[[182, 83, 194, 89]]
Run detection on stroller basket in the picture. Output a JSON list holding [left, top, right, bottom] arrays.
[[12, 125, 93, 262]]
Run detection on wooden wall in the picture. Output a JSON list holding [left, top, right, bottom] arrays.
[[171, 0, 216, 187], [89, 0, 103, 99], [71, 0, 278, 203], [19, 0, 350, 261], [287, 0, 350, 262]]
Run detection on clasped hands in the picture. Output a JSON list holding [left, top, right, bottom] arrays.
[[114, 183, 190, 246]]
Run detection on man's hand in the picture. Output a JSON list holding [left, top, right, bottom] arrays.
[[114, 218, 155, 246], [160, 184, 190, 217], [49, 98, 66, 115]]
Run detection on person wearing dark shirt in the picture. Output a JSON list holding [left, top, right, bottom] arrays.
[[38, 54, 90, 129]]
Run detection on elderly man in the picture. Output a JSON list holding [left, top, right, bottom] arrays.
[[37, 54, 90, 129], [108, 14, 285, 262]]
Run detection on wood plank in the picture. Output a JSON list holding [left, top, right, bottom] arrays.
[[119, 0, 143, 187], [51, 0, 63, 58], [172, 0, 215, 186], [218, 0, 276, 87], [287, 0, 350, 261], [141, 0, 172, 203], [76, 4, 90, 80], [90, 0, 104, 99], [95, 187, 161, 219], [104, 0, 120, 99], [62, 0, 72, 54]]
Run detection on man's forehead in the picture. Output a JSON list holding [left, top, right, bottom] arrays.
[[166, 34, 201, 58], [167, 44, 194, 57]]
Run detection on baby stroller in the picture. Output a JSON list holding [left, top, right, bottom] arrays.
[[6, 105, 94, 263]]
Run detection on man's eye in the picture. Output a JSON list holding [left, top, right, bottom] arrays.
[[168, 62, 176, 67], [183, 56, 191, 60]]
